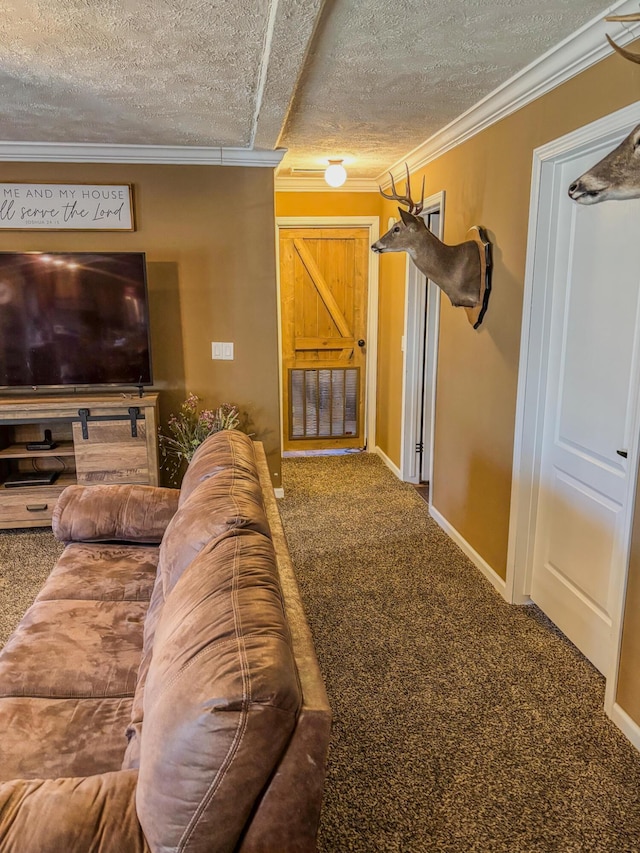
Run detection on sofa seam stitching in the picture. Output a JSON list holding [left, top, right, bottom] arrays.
[[149, 628, 291, 702], [178, 532, 250, 852], [0, 691, 135, 699]]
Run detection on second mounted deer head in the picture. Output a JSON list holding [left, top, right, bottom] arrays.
[[371, 165, 492, 328], [568, 14, 640, 204]]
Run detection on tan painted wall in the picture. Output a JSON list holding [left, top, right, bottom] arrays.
[[377, 54, 640, 574], [0, 162, 282, 486], [374, 55, 640, 724], [275, 191, 381, 219]]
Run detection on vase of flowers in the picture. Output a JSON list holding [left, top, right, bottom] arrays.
[[159, 393, 242, 483]]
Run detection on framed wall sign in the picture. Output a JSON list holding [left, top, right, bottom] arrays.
[[0, 183, 135, 231]]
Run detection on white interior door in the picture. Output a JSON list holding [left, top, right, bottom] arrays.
[[530, 152, 640, 676], [401, 201, 441, 486]]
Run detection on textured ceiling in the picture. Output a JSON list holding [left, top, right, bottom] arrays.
[[279, 0, 614, 177], [0, 0, 627, 177]]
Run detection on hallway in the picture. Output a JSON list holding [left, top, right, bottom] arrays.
[[279, 453, 640, 853]]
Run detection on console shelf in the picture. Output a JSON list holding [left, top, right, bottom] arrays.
[[0, 440, 76, 459], [0, 394, 159, 529]]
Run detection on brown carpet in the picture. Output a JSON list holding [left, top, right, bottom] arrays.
[[1, 457, 640, 852], [278, 453, 640, 853], [0, 527, 63, 647]]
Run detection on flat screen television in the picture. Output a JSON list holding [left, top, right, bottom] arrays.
[[0, 251, 153, 390]]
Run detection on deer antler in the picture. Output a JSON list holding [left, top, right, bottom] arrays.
[[605, 14, 640, 21], [605, 13, 640, 64], [379, 164, 425, 215]]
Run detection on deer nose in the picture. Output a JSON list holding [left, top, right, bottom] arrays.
[[568, 180, 584, 199]]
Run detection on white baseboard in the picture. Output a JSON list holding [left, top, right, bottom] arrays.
[[609, 702, 640, 753], [274, 487, 285, 499], [429, 505, 507, 597], [374, 445, 402, 480]]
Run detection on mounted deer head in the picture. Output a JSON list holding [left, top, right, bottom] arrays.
[[568, 14, 640, 204], [604, 13, 640, 63], [371, 165, 492, 328]]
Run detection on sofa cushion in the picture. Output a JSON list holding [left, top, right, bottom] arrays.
[[53, 483, 179, 543], [36, 542, 159, 602], [136, 528, 301, 853], [123, 481, 273, 768], [0, 600, 146, 699], [0, 696, 133, 782], [178, 430, 259, 506], [0, 770, 147, 853], [159, 470, 271, 598], [123, 456, 272, 769]]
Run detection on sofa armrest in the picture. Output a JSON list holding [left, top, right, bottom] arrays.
[[52, 484, 180, 543], [0, 770, 149, 853]]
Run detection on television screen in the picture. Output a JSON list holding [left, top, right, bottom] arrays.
[[0, 252, 153, 389]]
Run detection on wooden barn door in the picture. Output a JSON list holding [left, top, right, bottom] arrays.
[[279, 227, 369, 451]]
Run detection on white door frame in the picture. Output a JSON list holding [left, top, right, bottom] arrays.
[[506, 100, 640, 738], [400, 192, 444, 491], [275, 216, 380, 452]]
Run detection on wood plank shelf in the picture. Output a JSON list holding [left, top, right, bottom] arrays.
[[0, 471, 77, 491], [0, 441, 76, 459]]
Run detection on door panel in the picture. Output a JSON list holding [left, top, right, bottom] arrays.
[[546, 470, 620, 606], [280, 228, 369, 451], [531, 152, 640, 676]]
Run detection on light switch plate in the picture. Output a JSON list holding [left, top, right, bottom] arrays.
[[212, 342, 234, 360]]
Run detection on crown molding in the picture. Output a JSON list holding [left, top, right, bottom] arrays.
[[379, 0, 640, 187], [274, 175, 379, 192], [0, 141, 287, 167]]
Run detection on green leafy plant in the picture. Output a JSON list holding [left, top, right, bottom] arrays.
[[159, 393, 242, 483]]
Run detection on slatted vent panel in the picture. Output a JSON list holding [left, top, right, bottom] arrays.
[[289, 368, 359, 439]]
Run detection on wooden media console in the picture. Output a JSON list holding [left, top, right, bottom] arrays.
[[0, 393, 159, 529]]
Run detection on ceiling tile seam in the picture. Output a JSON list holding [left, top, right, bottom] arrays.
[[250, 0, 281, 150], [272, 0, 330, 155], [379, 0, 640, 187]]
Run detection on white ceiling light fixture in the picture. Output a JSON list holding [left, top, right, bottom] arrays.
[[324, 159, 347, 187]]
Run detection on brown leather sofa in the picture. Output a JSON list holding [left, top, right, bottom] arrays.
[[0, 431, 331, 852]]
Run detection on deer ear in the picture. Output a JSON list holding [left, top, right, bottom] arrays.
[[399, 208, 419, 227]]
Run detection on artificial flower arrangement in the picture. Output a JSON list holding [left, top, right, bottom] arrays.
[[158, 393, 242, 483]]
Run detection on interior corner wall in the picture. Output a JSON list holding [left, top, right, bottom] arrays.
[[0, 162, 282, 487], [375, 239, 406, 465]]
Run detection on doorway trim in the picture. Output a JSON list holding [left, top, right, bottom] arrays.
[[400, 192, 444, 492], [506, 100, 640, 730], [275, 216, 380, 454]]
